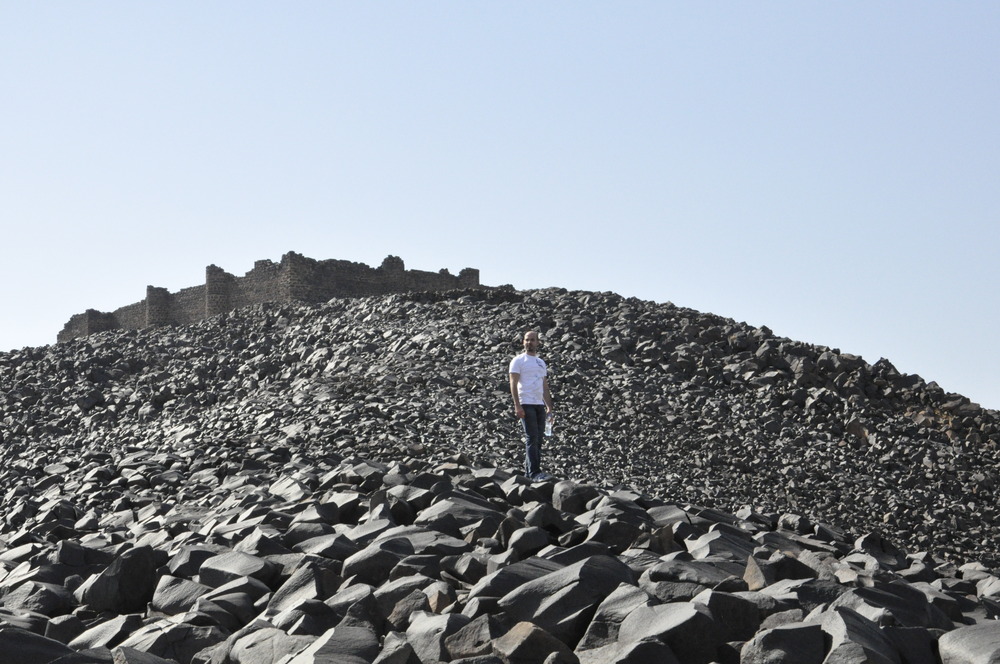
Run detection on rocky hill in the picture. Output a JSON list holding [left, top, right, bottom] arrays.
[[1, 286, 999, 663]]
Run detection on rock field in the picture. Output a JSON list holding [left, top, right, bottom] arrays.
[[1, 286, 1000, 663]]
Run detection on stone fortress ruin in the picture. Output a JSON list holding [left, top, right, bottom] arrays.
[[58, 252, 480, 343]]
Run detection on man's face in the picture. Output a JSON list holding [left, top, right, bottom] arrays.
[[523, 332, 540, 354]]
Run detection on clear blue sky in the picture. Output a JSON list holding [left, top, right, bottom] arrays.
[[3, 4, 998, 409]]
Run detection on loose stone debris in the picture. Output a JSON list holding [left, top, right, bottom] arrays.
[[0, 286, 998, 663]]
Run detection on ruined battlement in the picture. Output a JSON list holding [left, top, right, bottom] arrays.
[[58, 252, 480, 343]]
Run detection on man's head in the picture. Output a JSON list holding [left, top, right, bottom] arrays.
[[523, 330, 541, 355]]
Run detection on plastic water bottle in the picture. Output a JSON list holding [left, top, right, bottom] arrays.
[[544, 413, 554, 437]]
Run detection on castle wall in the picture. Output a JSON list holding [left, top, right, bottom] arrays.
[[58, 252, 481, 342], [145, 287, 171, 327], [114, 301, 146, 332], [205, 265, 233, 318], [57, 309, 118, 343], [232, 259, 289, 309], [171, 285, 209, 326]]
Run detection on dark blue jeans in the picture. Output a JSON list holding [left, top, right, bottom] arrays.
[[521, 404, 546, 477]]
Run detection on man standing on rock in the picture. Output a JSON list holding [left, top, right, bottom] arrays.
[[509, 329, 555, 481]]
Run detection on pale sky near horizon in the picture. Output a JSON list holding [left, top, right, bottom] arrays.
[[3, 4, 999, 410]]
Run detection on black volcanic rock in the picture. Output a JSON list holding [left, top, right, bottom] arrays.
[[1, 286, 1000, 662]]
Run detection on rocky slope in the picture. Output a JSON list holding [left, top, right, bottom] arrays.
[[1, 286, 999, 663]]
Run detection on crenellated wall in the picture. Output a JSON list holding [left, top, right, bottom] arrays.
[[58, 252, 481, 342]]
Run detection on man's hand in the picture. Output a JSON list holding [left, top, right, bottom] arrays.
[[514, 405, 525, 419]]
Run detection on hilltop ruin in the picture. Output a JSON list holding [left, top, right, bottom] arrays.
[[58, 252, 480, 342]]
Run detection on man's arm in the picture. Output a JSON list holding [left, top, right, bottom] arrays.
[[509, 373, 525, 419], [543, 376, 554, 413]]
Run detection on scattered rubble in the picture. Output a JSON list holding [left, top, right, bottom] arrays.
[[0, 286, 998, 663]]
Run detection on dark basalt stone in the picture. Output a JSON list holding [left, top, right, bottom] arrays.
[[1, 286, 999, 662]]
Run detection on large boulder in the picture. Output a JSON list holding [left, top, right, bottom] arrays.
[[76, 546, 159, 614], [939, 622, 1000, 664], [496, 555, 634, 647]]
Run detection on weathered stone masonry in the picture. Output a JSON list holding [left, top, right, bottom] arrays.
[[58, 252, 480, 342]]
